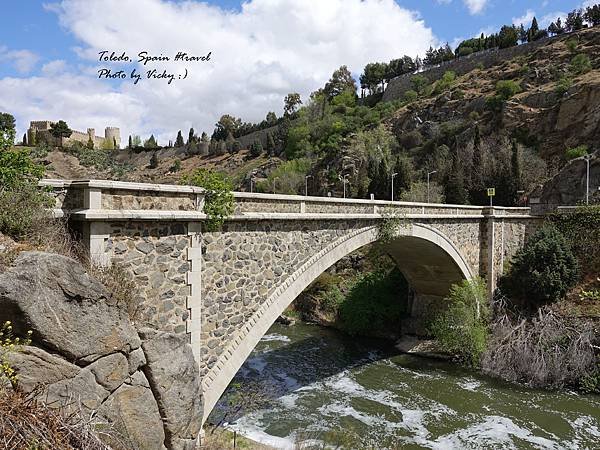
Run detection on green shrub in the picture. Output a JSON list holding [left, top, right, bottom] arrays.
[[495, 80, 522, 100], [429, 278, 489, 367], [0, 149, 45, 189], [402, 89, 418, 103], [566, 38, 578, 53], [339, 268, 409, 336], [433, 71, 456, 94], [565, 144, 588, 160], [182, 168, 234, 231], [570, 54, 592, 75], [498, 226, 579, 307], [410, 75, 428, 94], [555, 76, 573, 96]]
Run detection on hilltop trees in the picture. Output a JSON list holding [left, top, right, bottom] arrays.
[[585, 4, 600, 26], [144, 134, 158, 148]]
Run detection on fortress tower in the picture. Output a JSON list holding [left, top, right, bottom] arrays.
[[105, 127, 121, 149]]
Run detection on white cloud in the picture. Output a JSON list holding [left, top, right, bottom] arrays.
[[540, 11, 567, 28], [512, 9, 536, 26], [3, 0, 438, 144], [463, 0, 488, 15], [0, 47, 39, 74]]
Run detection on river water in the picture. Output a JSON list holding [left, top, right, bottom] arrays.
[[209, 323, 600, 449]]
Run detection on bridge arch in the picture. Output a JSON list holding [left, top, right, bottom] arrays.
[[201, 223, 474, 422]]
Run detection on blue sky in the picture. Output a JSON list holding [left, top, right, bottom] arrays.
[[0, 0, 593, 140]]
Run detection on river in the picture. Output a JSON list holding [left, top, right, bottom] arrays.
[[209, 322, 600, 449]]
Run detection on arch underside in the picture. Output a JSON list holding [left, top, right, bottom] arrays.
[[201, 223, 474, 422]]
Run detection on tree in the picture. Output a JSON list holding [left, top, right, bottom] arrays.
[[144, 134, 158, 148], [265, 111, 277, 126], [527, 17, 539, 42], [518, 24, 528, 43], [250, 140, 263, 157], [283, 93, 302, 117], [548, 21, 560, 36], [113, 137, 117, 149], [187, 127, 196, 145], [323, 65, 357, 100], [49, 120, 72, 141], [445, 153, 468, 204], [175, 130, 184, 147], [584, 5, 600, 26], [132, 135, 142, 147], [498, 25, 519, 48], [22, 133, 27, 146], [87, 135, 94, 149], [469, 127, 486, 205], [212, 115, 242, 141], [0, 112, 16, 151], [498, 226, 579, 308], [149, 152, 159, 168], [555, 17, 566, 34], [128, 135, 133, 149], [566, 9, 585, 32], [510, 139, 522, 204]]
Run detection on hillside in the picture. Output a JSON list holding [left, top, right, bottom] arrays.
[[32, 27, 600, 207]]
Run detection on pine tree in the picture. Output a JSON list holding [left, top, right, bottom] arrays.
[[188, 128, 195, 145], [175, 130, 184, 147], [527, 17, 539, 42], [445, 154, 468, 204], [128, 135, 133, 149], [144, 134, 158, 148]]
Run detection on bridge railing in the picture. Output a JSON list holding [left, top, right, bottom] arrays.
[[40, 179, 535, 220]]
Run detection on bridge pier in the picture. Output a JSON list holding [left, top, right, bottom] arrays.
[[42, 179, 541, 423]]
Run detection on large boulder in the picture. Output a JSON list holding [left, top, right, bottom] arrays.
[[0, 251, 204, 450], [0, 251, 141, 363]]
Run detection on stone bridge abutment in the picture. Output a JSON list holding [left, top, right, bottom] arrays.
[[42, 179, 541, 422]]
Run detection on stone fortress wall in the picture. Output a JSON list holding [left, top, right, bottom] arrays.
[[382, 33, 563, 102], [28, 120, 121, 149]]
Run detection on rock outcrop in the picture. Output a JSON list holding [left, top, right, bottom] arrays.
[[0, 251, 203, 450]]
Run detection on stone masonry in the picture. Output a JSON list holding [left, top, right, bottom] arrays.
[[43, 179, 542, 423]]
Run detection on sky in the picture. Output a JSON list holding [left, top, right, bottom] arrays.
[[0, 0, 594, 144]]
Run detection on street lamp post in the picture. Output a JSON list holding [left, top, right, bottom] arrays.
[[391, 173, 398, 202], [584, 155, 592, 205], [305, 175, 312, 196], [342, 174, 349, 199], [427, 170, 437, 203]]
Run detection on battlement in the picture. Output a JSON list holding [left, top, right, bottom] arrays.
[[27, 120, 121, 149]]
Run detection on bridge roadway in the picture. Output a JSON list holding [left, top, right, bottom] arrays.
[[41, 179, 541, 422]]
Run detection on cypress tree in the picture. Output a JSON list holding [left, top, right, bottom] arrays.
[[175, 130, 184, 147], [266, 132, 276, 155], [22, 133, 27, 146], [128, 135, 133, 149], [188, 128, 195, 145]]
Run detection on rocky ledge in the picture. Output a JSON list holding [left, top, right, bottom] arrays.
[[0, 251, 203, 450]]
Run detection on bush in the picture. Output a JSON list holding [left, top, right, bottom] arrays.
[[410, 74, 428, 94], [566, 38, 578, 53], [428, 278, 489, 366], [0, 182, 53, 238], [498, 226, 579, 308], [0, 149, 44, 189], [182, 168, 234, 231], [433, 70, 456, 95], [565, 144, 588, 160], [495, 80, 522, 100], [338, 268, 408, 336], [570, 54, 592, 75], [402, 89, 418, 103], [555, 76, 573, 96]]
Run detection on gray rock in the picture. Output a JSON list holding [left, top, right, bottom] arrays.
[[98, 383, 167, 450], [127, 347, 147, 374], [8, 345, 80, 393], [135, 241, 155, 255], [45, 368, 110, 414], [139, 328, 203, 447], [0, 252, 141, 363], [88, 352, 129, 391]]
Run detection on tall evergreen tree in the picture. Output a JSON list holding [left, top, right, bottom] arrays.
[[22, 133, 27, 146], [175, 130, 184, 147], [469, 127, 486, 205], [527, 17, 540, 42], [511, 139, 522, 203], [266, 132, 276, 156], [128, 135, 133, 149], [445, 154, 468, 204], [188, 128, 196, 145]]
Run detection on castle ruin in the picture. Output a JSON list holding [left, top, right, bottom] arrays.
[[28, 121, 121, 149]]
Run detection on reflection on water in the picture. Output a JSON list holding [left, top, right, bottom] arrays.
[[209, 323, 600, 449]]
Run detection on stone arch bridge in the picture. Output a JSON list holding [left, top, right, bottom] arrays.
[[43, 179, 541, 423]]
